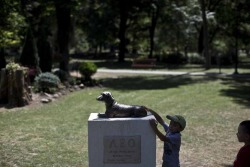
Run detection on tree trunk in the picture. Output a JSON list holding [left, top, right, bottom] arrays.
[[118, 1, 128, 63], [199, 0, 211, 69], [37, 21, 52, 73], [0, 69, 8, 103], [149, 4, 159, 59], [0, 69, 32, 107], [55, 1, 71, 72], [37, 38, 52, 72], [20, 27, 39, 68], [0, 48, 6, 70]]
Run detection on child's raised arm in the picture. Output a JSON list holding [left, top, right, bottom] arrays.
[[149, 119, 169, 142], [148, 109, 165, 126]]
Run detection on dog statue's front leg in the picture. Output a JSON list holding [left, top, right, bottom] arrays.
[[98, 111, 115, 118], [98, 113, 108, 118]]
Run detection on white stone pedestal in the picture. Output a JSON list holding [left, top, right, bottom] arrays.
[[88, 113, 156, 167]]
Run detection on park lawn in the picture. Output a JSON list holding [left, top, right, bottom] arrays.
[[0, 75, 250, 167]]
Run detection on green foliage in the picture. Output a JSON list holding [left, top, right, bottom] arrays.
[[161, 52, 187, 64], [0, 0, 26, 47], [211, 53, 233, 66], [188, 53, 205, 64], [67, 77, 76, 86], [34, 72, 60, 93], [53, 69, 69, 83], [53, 69, 76, 86], [78, 62, 97, 81], [5, 62, 21, 71]]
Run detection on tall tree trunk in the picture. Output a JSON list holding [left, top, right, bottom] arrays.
[[0, 69, 7, 103], [149, 4, 159, 59], [233, 2, 240, 74], [118, 1, 128, 63], [0, 48, 6, 70], [20, 27, 40, 69], [37, 38, 52, 72], [37, 19, 52, 72], [199, 0, 210, 69], [198, 26, 203, 54], [55, 1, 71, 72]]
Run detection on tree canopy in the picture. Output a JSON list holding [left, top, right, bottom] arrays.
[[0, 0, 249, 71]]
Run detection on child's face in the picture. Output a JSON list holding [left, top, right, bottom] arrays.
[[237, 125, 250, 143], [169, 120, 182, 133]]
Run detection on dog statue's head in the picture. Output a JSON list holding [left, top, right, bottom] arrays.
[[96, 92, 115, 104]]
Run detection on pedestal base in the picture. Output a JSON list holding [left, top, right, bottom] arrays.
[[88, 113, 156, 167]]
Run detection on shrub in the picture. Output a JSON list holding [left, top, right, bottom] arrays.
[[70, 61, 81, 71], [211, 53, 233, 66], [188, 53, 205, 64], [34, 72, 60, 93], [78, 62, 97, 81], [161, 52, 187, 64], [53, 69, 69, 83], [6, 62, 21, 71]]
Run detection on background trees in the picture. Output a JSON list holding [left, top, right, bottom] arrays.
[[0, 0, 249, 71]]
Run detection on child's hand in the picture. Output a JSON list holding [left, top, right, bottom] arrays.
[[149, 119, 158, 128]]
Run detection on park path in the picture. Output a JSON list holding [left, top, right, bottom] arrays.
[[93, 69, 249, 79], [97, 69, 225, 76]]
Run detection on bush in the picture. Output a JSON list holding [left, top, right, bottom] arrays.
[[34, 72, 60, 93], [78, 62, 97, 81], [188, 53, 205, 64], [53, 69, 69, 83], [161, 52, 187, 64], [211, 53, 233, 66]]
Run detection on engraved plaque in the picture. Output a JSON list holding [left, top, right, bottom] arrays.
[[103, 136, 141, 164]]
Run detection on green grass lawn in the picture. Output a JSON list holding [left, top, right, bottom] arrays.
[[0, 75, 250, 167]]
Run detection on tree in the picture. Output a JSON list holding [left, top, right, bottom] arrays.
[[55, 0, 72, 72], [37, 22, 53, 72], [35, 2, 54, 73], [20, 27, 39, 68], [149, 1, 158, 58], [199, 0, 210, 69], [118, 0, 129, 62], [19, 1, 41, 70], [0, 0, 24, 67], [82, 0, 117, 56], [0, 48, 6, 69], [115, 0, 153, 62]]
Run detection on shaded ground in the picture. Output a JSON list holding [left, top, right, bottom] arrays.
[[0, 84, 84, 112]]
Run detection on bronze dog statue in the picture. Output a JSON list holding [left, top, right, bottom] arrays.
[[97, 91, 148, 118]]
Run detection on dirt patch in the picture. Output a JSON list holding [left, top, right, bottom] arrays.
[[0, 85, 86, 112]]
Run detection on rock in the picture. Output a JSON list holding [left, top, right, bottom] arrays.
[[41, 98, 51, 103], [79, 84, 85, 89], [53, 94, 59, 98], [44, 93, 53, 98], [74, 85, 79, 90]]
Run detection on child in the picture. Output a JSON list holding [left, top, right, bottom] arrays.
[[149, 110, 186, 167], [233, 120, 250, 167]]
